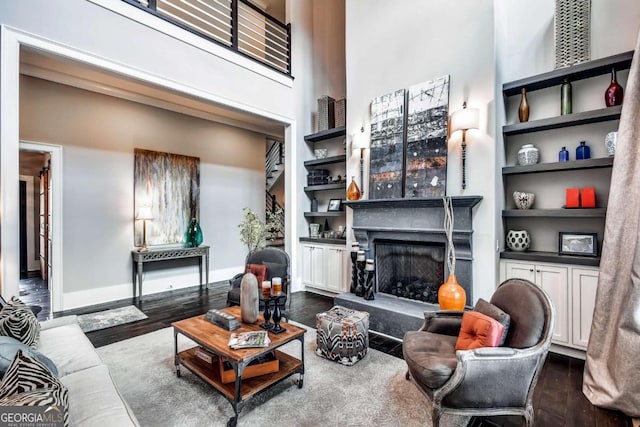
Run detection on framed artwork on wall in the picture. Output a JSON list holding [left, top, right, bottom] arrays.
[[134, 149, 200, 247], [369, 89, 406, 200], [405, 75, 450, 198]]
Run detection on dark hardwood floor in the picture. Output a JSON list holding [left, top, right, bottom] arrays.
[[57, 284, 630, 427]]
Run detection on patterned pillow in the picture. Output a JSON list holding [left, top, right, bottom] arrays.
[[0, 350, 68, 426], [0, 297, 40, 347]]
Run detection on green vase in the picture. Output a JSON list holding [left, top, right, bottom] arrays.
[[185, 219, 203, 247]]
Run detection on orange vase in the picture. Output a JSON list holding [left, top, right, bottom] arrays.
[[438, 273, 466, 310], [346, 176, 361, 201]]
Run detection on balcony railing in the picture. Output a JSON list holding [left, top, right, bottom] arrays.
[[125, 0, 291, 75]]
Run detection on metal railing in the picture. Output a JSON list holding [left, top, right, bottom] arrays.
[[265, 139, 283, 180], [126, 0, 291, 75], [265, 190, 285, 240]]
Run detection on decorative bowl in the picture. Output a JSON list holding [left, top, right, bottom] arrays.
[[506, 230, 530, 252], [314, 148, 328, 159], [513, 191, 535, 210]]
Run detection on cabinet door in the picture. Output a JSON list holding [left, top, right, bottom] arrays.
[[300, 245, 314, 286], [504, 261, 536, 282], [571, 268, 599, 349], [324, 248, 343, 292], [536, 264, 570, 345], [311, 245, 325, 288]]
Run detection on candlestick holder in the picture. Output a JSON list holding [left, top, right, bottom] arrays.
[[260, 298, 273, 330], [355, 259, 365, 297], [364, 260, 375, 301], [350, 249, 358, 293], [270, 295, 287, 334]]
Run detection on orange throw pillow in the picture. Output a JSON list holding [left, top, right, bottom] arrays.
[[245, 264, 267, 286], [455, 311, 505, 351]]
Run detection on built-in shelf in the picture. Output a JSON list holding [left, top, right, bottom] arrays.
[[503, 106, 622, 136], [303, 154, 347, 167], [500, 250, 600, 267], [304, 127, 346, 143], [304, 183, 345, 192], [303, 212, 344, 217], [299, 237, 346, 245], [344, 196, 482, 209], [502, 208, 607, 218], [502, 50, 633, 96], [502, 157, 613, 175]]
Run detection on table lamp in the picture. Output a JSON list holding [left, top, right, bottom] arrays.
[[450, 102, 479, 190], [136, 206, 153, 252]]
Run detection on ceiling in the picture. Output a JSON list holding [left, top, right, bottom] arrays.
[[19, 151, 47, 177], [19, 46, 285, 139]]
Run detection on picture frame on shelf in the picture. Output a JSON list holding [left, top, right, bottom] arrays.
[[327, 199, 343, 212], [558, 232, 598, 257]]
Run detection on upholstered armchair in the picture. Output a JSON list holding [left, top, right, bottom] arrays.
[[227, 247, 291, 310], [403, 278, 555, 427]]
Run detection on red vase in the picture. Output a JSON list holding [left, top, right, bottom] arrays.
[[605, 68, 623, 107], [438, 273, 466, 310]]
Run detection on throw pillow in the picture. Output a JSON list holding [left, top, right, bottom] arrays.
[[474, 298, 511, 345], [262, 261, 287, 282], [0, 297, 40, 347], [0, 336, 58, 377], [0, 350, 68, 426], [455, 311, 505, 351], [246, 264, 267, 286]]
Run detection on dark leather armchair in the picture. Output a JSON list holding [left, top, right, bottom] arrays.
[[227, 247, 291, 310], [403, 278, 555, 427]]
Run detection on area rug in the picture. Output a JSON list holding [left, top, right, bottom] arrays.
[[97, 324, 468, 427], [77, 305, 148, 333]]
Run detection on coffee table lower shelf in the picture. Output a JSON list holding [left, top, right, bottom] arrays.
[[177, 347, 302, 401]]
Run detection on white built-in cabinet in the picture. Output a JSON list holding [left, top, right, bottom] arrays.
[[300, 242, 349, 294], [501, 260, 598, 351]]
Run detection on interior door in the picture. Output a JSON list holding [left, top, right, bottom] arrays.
[[39, 167, 49, 280], [19, 181, 27, 279]]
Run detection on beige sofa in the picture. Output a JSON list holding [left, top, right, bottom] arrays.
[[38, 316, 139, 426]]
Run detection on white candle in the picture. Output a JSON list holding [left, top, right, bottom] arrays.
[[356, 250, 365, 261], [365, 259, 374, 271]]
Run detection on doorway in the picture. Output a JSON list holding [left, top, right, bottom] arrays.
[[18, 147, 55, 320]]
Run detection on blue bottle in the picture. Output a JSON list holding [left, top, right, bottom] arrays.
[[559, 146, 569, 162], [576, 141, 591, 160]]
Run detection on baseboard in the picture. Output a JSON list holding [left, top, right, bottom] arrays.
[[62, 266, 241, 310], [550, 343, 586, 360]]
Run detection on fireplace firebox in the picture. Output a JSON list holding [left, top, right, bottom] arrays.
[[375, 241, 445, 304]]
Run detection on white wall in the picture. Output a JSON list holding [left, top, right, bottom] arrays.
[[345, 0, 497, 302], [20, 76, 265, 303]]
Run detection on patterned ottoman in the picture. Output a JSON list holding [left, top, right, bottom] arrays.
[[315, 306, 369, 366]]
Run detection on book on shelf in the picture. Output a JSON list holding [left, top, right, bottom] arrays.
[[228, 331, 271, 349]]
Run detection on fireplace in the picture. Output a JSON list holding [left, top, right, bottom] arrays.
[[375, 240, 445, 303], [335, 196, 482, 339]]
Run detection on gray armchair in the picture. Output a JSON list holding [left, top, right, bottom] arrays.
[[227, 247, 291, 310], [403, 278, 555, 427]]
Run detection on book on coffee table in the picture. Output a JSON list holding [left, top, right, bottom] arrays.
[[228, 331, 271, 349]]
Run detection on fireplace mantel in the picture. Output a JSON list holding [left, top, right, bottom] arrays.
[[343, 196, 482, 210]]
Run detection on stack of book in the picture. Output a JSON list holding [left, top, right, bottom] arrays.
[[228, 331, 270, 349]]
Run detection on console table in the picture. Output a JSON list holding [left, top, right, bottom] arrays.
[[131, 245, 210, 301]]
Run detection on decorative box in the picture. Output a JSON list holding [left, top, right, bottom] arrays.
[[335, 98, 346, 128], [307, 169, 329, 186], [317, 96, 335, 131]]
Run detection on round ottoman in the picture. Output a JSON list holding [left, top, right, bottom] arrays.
[[315, 306, 369, 365]]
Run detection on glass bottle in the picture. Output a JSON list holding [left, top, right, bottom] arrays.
[[559, 146, 569, 162], [604, 68, 624, 107], [347, 176, 361, 201], [185, 219, 203, 247], [518, 87, 529, 122], [576, 141, 591, 160], [561, 79, 572, 115]]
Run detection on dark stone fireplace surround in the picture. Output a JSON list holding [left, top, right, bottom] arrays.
[[334, 196, 482, 339]]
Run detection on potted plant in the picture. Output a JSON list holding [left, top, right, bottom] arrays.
[[238, 207, 284, 255]]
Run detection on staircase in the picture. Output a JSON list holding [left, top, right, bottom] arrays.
[[265, 139, 285, 247]]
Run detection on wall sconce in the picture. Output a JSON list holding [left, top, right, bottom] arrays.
[[136, 206, 154, 252], [450, 102, 479, 190], [351, 126, 369, 197]]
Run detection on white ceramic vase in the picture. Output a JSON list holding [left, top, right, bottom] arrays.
[[517, 144, 539, 166], [605, 131, 617, 157], [506, 230, 530, 252]]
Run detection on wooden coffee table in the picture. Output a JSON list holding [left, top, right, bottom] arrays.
[[172, 306, 306, 427]]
